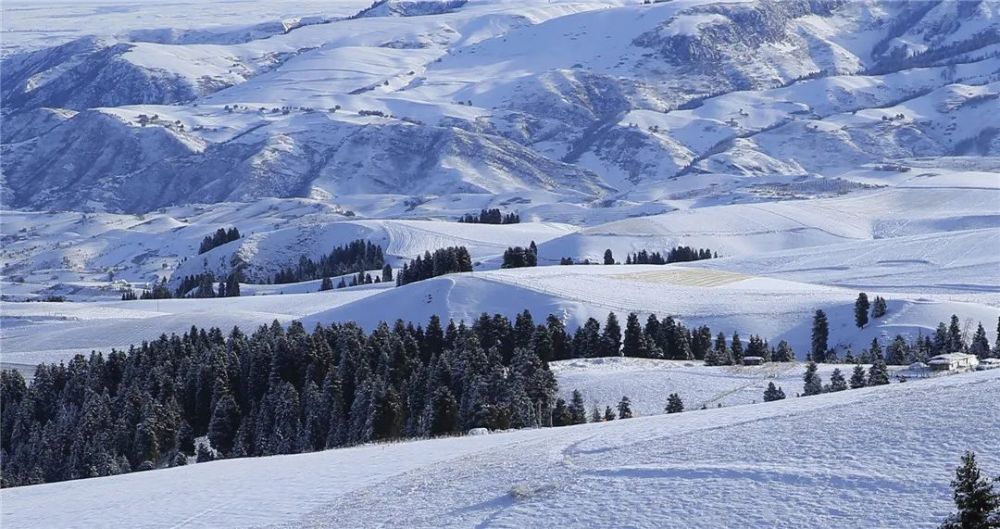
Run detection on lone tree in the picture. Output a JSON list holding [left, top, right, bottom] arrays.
[[763, 382, 785, 402], [939, 451, 1000, 529], [665, 393, 684, 414], [811, 310, 829, 363], [617, 396, 633, 419], [603, 249, 615, 265], [855, 293, 870, 328], [803, 361, 823, 396]]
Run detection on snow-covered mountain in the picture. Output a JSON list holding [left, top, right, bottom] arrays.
[[2, 0, 998, 212]]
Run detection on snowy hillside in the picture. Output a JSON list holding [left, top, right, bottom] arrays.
[[3, 369, 997, 528]]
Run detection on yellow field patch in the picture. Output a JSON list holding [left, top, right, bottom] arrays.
[[612, 267, 750, 287]]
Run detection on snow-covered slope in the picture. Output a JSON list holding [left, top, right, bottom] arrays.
[[3, 369, 997, 528]]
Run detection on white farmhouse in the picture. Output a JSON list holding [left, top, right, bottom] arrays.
[[927, 353, 980, 372]]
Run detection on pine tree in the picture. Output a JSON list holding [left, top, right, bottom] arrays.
[[872, 296, 887, 318], [617, 396, 633, 419], [208, 393, 240, 456], [949, 315, 965, 352], [811, 310, 829, 363], [774, 340, 795, 362], [939, 452, 1000, 529], [319, 277, 334, 291], [850, 364, 867, 389], [551, 398, 571, 427], [868, 345, 890, 386], [602, 312, 622, 357], [603, 406, 616, 421], [730, 332, 744, 365], [622, 313, 645, 357], [568, 390, 587, 425], [828, 368, 848, 392], [970, 323, 991, 359], [803, 361, 823, 396], [590, 406, 602, 423], [665, 393, 684, 414], [603, 249, 615, 265], [855, 293, 870, 328], [763, 382, 785, 402]]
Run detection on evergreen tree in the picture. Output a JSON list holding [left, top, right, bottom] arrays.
[[949, 315, 965, 352], [803, 361, 823, 396], [617, 396, 633, 419], [603, 406, 616, 421], [381, 264, 393, 283], [622, 313, 645, 357], [970, 323, 991, 359], [601, 312, 622, 357], [855, 293, 870, 328], [850, 364, 867, 389], [774, 340, 795, 362], [551, 398, 571, 427], [603, 249, 615, 265], [568, 390, 587, 425], [763, 382, 785, 402], [319, 277, 334, 291], [590, 406, 602, 423], [811, 310, 829, 363], [207, 393, 240, 456], [939, 452, 1000, 529], [868, 344, 890, 386], [665, 393, 684, 414], [730, 332, 744, 365], [872, 296, 888, 318], [828, 368, 848, 392]]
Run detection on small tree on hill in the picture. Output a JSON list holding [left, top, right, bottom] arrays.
[[828, 368, 848, 392], [665, 393, 684, 414], [603, 249, 615, 265], [617, 396, 633, 419], [763, 382, 785, 402], [803, 361, 823, 396], [603, 406, 616, 421]]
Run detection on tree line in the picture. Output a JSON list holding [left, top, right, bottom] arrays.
[[625, 246, 717, 265], [458, 209, 520, 225], [396, 247, 473, 286], [198, 227, 241, 255], [271, 240, 384, 284]]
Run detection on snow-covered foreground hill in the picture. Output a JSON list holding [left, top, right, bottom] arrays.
[[4, 369, 997, 529]]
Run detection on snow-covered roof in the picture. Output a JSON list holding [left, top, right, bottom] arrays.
[[928, 353, 977, 362]]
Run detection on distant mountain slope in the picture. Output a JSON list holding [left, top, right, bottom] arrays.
[[2, 0, 997, 212]]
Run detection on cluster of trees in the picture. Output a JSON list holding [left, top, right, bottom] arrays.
[[853, 292, 887, 328], [558, 312, 794, 364], [320, 265, 393, 291], [0, 311, 567, 488], [457, 209, 520, 225], [198, 228, 241, 255], [813, 308, 1000, 365], [625, 247, 717, 265], [395, 247, 473, 286], [502, 242, 538, 269], [173, 272, 242, 299], [271, 240, 384, 284], [121, 279, 174, 300]]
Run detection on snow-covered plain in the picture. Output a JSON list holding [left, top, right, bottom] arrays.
[[3, 369, 997, 529]]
